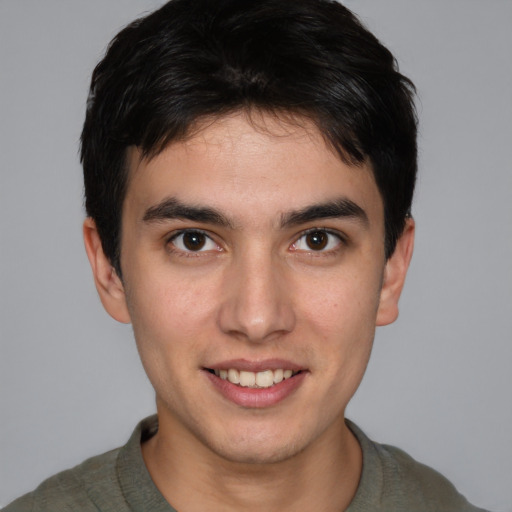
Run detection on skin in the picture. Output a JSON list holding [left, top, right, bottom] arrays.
[[84, 111, 414, 512]]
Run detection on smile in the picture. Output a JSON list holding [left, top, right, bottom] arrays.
[[204, 363, 307, 407], [212, 368, 299, 388]]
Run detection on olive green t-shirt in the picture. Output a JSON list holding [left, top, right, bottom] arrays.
[[3, 416, 489, 512]]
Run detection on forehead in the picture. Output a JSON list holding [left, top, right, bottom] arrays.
[[124, 112, 382, 226]]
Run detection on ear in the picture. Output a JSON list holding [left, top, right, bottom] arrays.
[[83, 218, 131, 324], [376, 217, 415, 326]]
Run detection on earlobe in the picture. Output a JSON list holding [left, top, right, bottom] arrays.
[[83, 218, 131, 324], [376, 217, 415, 327]]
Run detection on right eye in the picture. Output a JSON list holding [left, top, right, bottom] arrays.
[[169, 230, 220, 253]]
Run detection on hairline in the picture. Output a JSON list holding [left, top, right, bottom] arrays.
[[114, 107, 377, 277]]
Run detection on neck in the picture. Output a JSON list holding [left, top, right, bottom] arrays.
[[141, 411, 362, 512]]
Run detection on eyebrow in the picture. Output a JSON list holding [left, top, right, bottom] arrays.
[[142, 197, 235, 228], [142, 196, 368, 229], [280, 198, 369, 228]]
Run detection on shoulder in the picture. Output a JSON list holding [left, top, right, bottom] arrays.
[[347, 421, 490, 512], [2, 448, 121, 512], [2, 416, 158, 512], [378, 442, 486, 511]]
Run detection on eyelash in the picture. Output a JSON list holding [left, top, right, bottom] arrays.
[[291, 228, 346, 255], [167, 227, 346, 258], [167, 229, 221, 257]]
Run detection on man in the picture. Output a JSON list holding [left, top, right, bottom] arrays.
[[3, 0, 490, 510]]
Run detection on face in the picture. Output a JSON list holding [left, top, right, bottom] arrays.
[[85, 112, 413, 465]]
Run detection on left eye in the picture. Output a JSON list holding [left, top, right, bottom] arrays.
[[292, 230, 342, 252], [170, 230, 219, 252]]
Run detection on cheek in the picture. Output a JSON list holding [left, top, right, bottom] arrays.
[[124, 271, 228, 418], [124, 276, 215, 403], [295, 266, 382, 395], [125, 271, 218, 354], [297, 268, 382, 338]]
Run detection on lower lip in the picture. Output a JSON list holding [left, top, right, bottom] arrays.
[[204, 370, 307, 408]]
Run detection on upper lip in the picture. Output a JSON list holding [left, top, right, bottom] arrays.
[[204, 358, 305, 373]]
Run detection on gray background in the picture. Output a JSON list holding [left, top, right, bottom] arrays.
[[1, 1, 511, 510]]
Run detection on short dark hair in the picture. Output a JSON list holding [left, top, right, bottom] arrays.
[[81, 0, 417, 275]]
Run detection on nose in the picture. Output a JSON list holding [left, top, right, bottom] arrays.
[[217, 250, 296, 343]]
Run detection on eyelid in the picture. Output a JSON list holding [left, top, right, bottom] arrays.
[[291, 227, 346, 252], [167, 228, 221, 253]]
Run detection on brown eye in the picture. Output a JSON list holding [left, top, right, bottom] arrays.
[[291, 229, 342, 253], [305, 231, 328, 250], [182, 231, 206, 251], [170, 230, 219, 253]]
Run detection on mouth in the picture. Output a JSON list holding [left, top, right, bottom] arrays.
[[203, 362, 307, 407], [206, 368, 301, 388]]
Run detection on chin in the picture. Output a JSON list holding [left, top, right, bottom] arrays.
[[202, 424, 311, 465], [214, 441, 302, 465]]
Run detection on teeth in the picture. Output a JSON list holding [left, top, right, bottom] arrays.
[[227, 368, 240, 384], [213, 368, 298, 388], [273, 369, 284, 384], [256, 370, 273, 387], [239, 370, 256, 387]]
